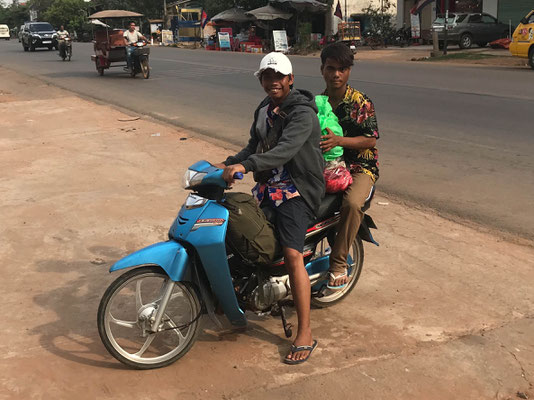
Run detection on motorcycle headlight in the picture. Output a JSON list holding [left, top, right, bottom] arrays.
[[182, 170, 207, 189], [184, 193, 208, 209]]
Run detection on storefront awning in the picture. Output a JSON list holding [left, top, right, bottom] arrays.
[[211, 7, 254, 23], [270, 0, 328, 13], [245, 5, 293, 21]]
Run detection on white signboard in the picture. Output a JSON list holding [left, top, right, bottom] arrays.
[[218, 32, 231, 49], [161, 29, 173, 46], [410, 13, 421, 39], [273, 30, 288, 53]]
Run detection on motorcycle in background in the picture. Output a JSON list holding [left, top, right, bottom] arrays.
[[59, 37, 72, 61], [97, 161, 378, 369], [129, 41, 150, 79], [394, 26, 411, 48]]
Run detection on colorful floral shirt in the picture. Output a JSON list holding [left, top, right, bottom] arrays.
[[322, 85, 380, 181], [251, 103, 300, 207]]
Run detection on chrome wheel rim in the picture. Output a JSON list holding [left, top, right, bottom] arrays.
[[103, 272, 199, 365]]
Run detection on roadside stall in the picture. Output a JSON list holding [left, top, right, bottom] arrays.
[[209, 7, 255, 51], [270, 0, 328, 45], [245, 5, 293, 53]]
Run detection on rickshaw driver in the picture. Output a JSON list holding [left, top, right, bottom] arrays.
[[123, 22, 147, 72]]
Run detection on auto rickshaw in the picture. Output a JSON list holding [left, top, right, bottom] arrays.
[[88, 10, 150, 78]]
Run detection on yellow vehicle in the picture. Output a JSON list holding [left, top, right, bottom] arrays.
[[509, 10, 534, 69], [338, 21, 361, 43]]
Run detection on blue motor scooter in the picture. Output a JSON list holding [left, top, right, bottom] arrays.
[[97, 161, 378, 369]]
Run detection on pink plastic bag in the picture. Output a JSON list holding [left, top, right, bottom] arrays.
[[323, 164, 353, 193]]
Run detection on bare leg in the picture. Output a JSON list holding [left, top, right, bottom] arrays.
[[283, 247, 313, 362]]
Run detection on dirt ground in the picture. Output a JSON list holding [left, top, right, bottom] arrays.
[[1, 66, 533, 400]]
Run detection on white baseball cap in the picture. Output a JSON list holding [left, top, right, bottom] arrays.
[[254, 52, 293, 78]]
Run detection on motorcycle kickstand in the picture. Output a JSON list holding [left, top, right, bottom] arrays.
[[276, 301, 293, 338]]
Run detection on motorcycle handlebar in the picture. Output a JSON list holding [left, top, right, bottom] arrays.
[[233, 172, 244, 180]]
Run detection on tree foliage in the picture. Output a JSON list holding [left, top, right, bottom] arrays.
[[0, 3, 29, 29], [99, 0, 166, 19], [362, 0, 396, 37], [43, 0, 86, 31]]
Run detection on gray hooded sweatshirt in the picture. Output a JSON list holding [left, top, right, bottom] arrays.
[[224, 89, 325, 215]]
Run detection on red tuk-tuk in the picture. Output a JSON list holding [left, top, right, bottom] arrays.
[[89, 10, 150, 78]]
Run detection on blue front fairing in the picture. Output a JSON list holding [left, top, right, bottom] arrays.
[[186, 202, 246, 326], [169, 198, 246, 327], [168, 204, 204, 240], [110, 241, 189, 282]]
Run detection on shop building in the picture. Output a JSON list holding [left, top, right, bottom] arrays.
[[396, 0, 533, 41]]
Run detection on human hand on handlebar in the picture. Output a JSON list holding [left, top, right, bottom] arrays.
[[222, 164, 245, 185]]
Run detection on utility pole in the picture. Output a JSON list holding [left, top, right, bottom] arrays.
[[344, 0, 347, 22], [443, 0, 448, 55], [163, 0, 167, 29]]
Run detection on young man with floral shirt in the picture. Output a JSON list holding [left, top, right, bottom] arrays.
[[319, 43, 380, 289], [217, 52, 325, 364]]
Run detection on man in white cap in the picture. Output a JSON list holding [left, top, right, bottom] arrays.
[[217, 52, 325, 364]]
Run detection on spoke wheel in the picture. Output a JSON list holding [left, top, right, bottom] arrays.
[[141, 58, 150, 79], [97, 266, 201, 369], [311, 236, 364, 307]]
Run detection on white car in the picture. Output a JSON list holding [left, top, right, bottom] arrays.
[[0, 24, 10, 40]]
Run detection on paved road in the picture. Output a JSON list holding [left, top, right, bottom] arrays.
[[1, 41, 533, 239]]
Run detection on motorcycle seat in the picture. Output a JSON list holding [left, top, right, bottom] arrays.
[[312, 193, 343, 226], [261, 186, 375, 228]]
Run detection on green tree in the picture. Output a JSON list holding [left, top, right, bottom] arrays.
[[362, 0, 396, 40], [43, 0, 87, 31], [0, 3, 29, 29], [28, 0, 55, 19], [98, 0, 166, 19]]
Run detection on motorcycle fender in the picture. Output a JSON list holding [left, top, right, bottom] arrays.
[[109, 241, 189, 281], [358, 214, 379, 246]]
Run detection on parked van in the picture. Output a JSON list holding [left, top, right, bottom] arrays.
[[509, 10, 534, 69], [0, 24, 10, 40]]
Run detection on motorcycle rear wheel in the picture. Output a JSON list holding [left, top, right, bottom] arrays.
[[141, 58, 150, 79], [311, 236, 364, 307], [97, 266, 201, 369]]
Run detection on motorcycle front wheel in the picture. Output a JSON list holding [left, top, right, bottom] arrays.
[[141, 58, 150, 79], [311, 236, 364, 307], [97, 266, 201, 369]]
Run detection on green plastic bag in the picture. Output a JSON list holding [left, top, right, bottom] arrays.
[[315, 95, 344, 162]]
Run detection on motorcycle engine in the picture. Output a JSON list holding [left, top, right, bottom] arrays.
[[250, 277, 288, 312]]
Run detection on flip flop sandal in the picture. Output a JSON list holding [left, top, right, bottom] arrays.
[[283, 340, 318, 365], [326, 270, 348, 290]]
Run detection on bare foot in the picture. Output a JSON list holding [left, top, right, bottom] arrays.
[[328, 268, 348, 288], [285, 331, 314, 363]]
